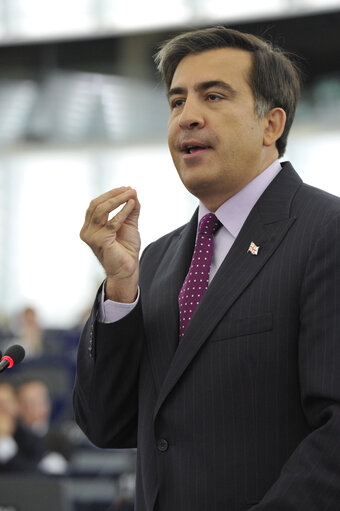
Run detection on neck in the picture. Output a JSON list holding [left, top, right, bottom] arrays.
[[199, 154, 280, 212]]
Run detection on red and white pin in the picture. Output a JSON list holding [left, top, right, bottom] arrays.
[[247, 241, 260, 255]]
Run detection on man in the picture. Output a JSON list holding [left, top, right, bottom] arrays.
[[73, 27, 340, 510], [0, 382, 41, 472], [17, 379, 72, 473]]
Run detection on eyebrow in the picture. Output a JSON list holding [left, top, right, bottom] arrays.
[[167, 80, 237, 101]]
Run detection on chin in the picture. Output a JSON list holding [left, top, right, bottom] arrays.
[[182, 178, 216, 199]]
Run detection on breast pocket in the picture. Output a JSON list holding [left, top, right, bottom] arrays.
[[209, 312, 272, 342]]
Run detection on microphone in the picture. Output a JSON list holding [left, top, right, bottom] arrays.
[[0, 345, 25, 373]]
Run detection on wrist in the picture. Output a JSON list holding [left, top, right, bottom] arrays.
[[105, 275, 138, 303]]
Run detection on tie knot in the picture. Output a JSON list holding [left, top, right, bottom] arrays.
[[198, 213, 221, 236]]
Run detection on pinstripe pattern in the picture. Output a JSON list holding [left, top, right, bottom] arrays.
[[74, 162, 340, 510]]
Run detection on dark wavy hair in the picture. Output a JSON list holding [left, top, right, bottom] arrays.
[[154, 26, 301, 156]]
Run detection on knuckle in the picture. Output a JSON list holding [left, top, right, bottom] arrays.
[[92, 215, 101, 225], [89, 198, 99, 209], [106, 219, 118, 231], [92, 202, 109, 224]]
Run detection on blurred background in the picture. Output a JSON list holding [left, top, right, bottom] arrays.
[[0, 0, 339, 509]]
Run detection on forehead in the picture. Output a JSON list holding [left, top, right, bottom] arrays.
[[170, 47, 253, 90], [19, 382, 47, 397]]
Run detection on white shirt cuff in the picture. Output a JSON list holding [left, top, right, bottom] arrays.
[[100, 286, 140, 323]]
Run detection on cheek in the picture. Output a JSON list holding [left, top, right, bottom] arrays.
[[167, 126, 180, 164], [228, 119, 261, 148], [167, 140, 178, 168], [167, 119, 176, 145]]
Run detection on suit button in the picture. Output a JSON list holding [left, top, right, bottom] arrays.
[[157, 439, 169, 452]]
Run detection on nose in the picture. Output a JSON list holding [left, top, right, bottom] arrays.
[[178, 98, 205, 130]]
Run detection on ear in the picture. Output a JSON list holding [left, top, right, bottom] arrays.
[[263, 107, 286, 147]]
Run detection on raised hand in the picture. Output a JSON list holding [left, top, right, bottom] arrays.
[[80, 187, 141, 302]]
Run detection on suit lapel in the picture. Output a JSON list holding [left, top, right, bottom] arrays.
[[143, 211, 198, 391], [153, 162, 302, 419]]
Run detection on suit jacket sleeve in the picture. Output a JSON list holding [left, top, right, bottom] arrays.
[[73, 285, 145, 449], [251, 211, 340, 509]]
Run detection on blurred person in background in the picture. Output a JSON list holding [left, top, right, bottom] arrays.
[[74, 26, 340, 510], [0, 381, 42, 472], [0, 312, 14, 348], [17, 379, 73, 474], [11, 306, 43, 358]]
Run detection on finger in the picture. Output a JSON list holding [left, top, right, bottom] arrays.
[[125, 194, 141, 220], [94, 189, 138, 227], [126, 196, 141, 224], [80, 187, 129, 241], [85, 188, 137, 230], [106, 198, 138, 232], [83, 187, 129, 227]]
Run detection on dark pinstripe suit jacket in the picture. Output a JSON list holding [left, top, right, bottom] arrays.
[[74, 162, 340, 510]]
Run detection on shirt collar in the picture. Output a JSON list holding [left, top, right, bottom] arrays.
[[199, 159, 282, 238]]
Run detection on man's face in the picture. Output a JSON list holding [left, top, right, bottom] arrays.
[[167, 48, 275, 211], [0, 384, 18, 417], [18, 382, 50, 427]]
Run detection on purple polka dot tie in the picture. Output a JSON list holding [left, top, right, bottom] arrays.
[[178, 213, 222, 339]]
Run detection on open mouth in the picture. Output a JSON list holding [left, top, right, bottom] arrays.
[[185, 145, 210, 154], [182, 145, 212, 159]]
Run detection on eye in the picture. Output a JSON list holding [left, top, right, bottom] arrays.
[[207, 93, 223, 102], [170, 98, 185, 109]]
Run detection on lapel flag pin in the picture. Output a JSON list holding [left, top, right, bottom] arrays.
[[247, 241, 260, 255]]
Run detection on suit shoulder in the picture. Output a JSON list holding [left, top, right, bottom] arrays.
[[293, 181, 340, 223], [299, 181, 340, 205]]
